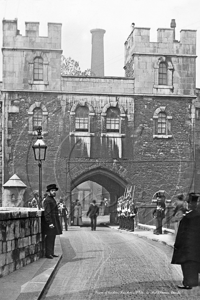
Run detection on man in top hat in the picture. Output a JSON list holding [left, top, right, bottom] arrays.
[[42, 184, 62, 259], [171, 192, 200, 289]]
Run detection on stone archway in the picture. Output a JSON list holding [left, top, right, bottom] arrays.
[[71, 167, 128, 224]]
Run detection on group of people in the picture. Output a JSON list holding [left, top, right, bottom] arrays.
[[31, 183, 200, 290], [152, 191, 200, 289], [117, 197, 138, 231]]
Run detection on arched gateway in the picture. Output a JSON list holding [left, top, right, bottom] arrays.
[[70, 167, 127, 224]]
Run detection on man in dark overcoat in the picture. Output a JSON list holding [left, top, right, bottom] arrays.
[[43, 184, 62, 259], [87, 200, 99, 231], [171, 193, 200, 289]]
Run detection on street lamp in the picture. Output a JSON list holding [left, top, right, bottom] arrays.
[[32, 126, 47, 209]]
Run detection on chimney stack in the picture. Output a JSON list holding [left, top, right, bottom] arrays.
[[90, 28, 106, 77], [170, 19, 176, 41]]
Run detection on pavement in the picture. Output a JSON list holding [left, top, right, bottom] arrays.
[[0, 221, 175, 300]]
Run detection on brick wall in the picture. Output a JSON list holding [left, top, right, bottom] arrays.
[[0, 208, 44, 278]]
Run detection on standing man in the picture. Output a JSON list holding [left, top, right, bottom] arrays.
[[31, 190, 39, 208], [172, 193, 188, 237], [171, 193, 200, 289], [58, 197, 69, 231], [87, 200, 99, 231], [74, 200, 82, 226], [43, 184, 62, 259], [153, 192, 166, 235], [129, 201, 136, 232]]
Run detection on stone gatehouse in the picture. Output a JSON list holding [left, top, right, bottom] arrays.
[[0, 19, 198, 220]]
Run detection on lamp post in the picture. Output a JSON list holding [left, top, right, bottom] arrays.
[[32, 126, 47, 209]]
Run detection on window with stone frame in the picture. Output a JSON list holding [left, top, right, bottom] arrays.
[[153, 107, 172, 138], [28, 102, 48, 135], [106, 107, 120, 133], [157, 112, 167, 134], [75, 106, 89, 132], [153, 57, 174, 91], [195, 108, 200, 120], [33, 57, 43, 81], [33, 107, 43, 129], [158, 62, 167, 85]]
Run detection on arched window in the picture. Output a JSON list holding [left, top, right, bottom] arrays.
[[28, 102, 48, 135], [106, 107, 120, 132], [158, 62, 167, 85], [33, 57, 43, 81], [153, 106, 172, 138], [75, 106, 89, 132], [157, 112, 167, 135], [33, 107, 43, 129]]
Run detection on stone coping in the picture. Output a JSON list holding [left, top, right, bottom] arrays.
[[0, 208, 43, 220]]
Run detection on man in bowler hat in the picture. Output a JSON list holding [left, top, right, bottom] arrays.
[[87, 200, 99, 231], [43, 184, 62, 259]]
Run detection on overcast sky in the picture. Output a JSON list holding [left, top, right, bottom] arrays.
[[0, 0, 200, 86]]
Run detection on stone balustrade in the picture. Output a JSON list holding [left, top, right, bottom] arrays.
[[0, 208, 44, 278]]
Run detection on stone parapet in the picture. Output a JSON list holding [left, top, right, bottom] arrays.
[[61, 76, 134, 95], [0, 208, 44, 278]]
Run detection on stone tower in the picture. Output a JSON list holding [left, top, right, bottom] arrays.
[[90, 28, 106, 76], [2, 19, 62, 91], [124, 19, 196, 96]]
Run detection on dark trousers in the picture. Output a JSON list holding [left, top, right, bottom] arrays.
[[45, 234, 56, 256], [154, 217, 163, 234], [59, 215, 68, 230], [90, 216, 97, 230], [181, 261, 200, 287], [118, 216, 122, 228], [130, 217, 134, 231], [63, 215, 68, 230]]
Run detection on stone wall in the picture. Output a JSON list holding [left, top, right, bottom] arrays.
[[0, 208, 44, 278], [1, 90, 194, 206], [61, 76, 134, 94]]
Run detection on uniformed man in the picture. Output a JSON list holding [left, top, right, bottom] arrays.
[[117, 197, 123, 229], [153, 192, 166, 234], [121, 199, 126, 229], [129, 201, 136, 231]]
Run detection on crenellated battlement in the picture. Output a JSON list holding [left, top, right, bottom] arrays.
[[125, 24, 196, 62], [124, 20, 197, 96], [2, 19, 62, 50]]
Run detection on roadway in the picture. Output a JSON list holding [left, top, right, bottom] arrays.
[[40, 225, 199, 300]]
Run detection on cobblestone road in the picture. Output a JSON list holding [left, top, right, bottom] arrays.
[[41, 226, 200, 299]]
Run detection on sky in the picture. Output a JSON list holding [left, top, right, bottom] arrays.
[[0, 0, 200, 86]]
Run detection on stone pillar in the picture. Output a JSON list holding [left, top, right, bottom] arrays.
[[2, 174, 27, 207], [90, 29, 106, 77]]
